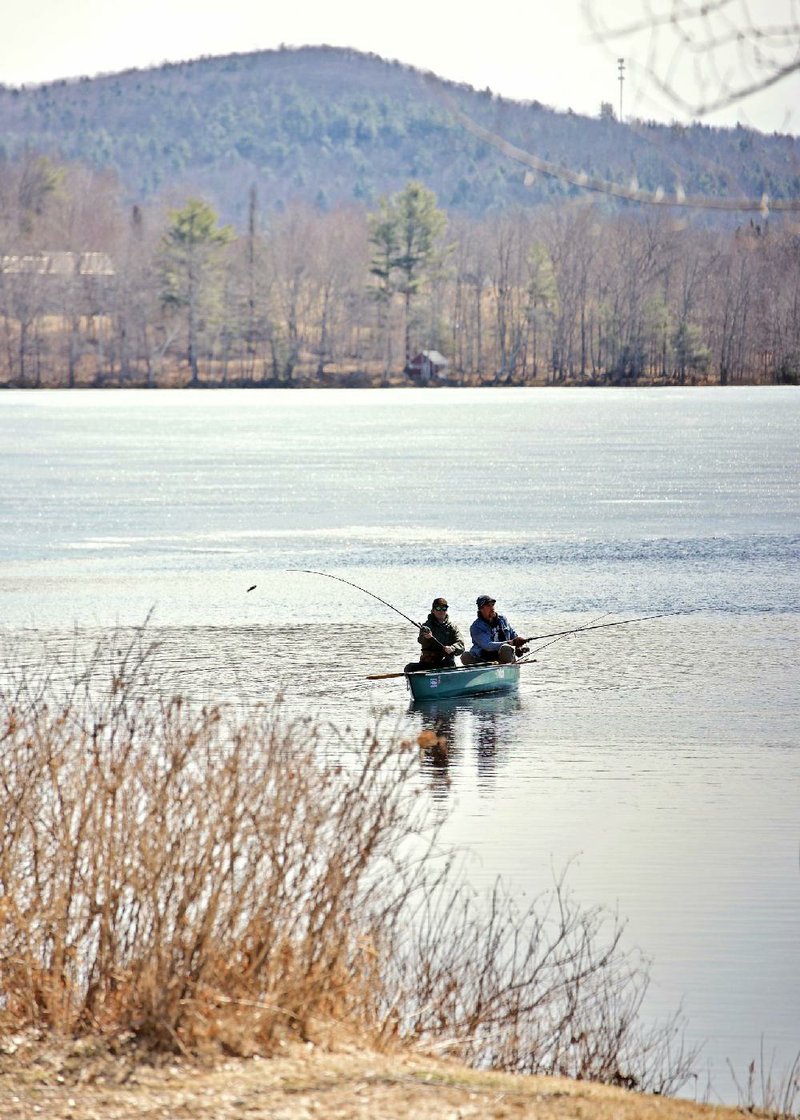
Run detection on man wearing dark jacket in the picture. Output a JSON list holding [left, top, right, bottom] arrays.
[[404, 597, 465, 673], [461, 595, 528, 665]]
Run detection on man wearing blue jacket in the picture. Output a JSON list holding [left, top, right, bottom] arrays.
[[461, 595, 528, 665]]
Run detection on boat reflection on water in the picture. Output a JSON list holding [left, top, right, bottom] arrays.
[[411, 690, 523, 802]]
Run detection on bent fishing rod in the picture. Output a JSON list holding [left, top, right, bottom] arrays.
[[287, 569, 450, 648]]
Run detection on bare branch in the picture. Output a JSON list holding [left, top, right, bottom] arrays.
[[583, 0, 800, 118]]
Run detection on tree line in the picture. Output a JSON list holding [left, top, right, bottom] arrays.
[[1, 154, 798, 388]]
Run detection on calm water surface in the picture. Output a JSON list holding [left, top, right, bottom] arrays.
[[1, 386, 798, 1103]]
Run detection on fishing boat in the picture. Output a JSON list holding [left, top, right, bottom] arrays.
[[406, 661, 520, 702], [287, 568, 677, 702]]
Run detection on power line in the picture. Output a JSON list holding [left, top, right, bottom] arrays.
[[427, 79, 799, 213]]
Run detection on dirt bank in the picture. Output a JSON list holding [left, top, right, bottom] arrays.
[[0, 1039, 747, 1120]]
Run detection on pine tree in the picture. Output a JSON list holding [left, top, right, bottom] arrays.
[[160, 198, 234, 384]]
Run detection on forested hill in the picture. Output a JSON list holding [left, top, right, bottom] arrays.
[[1, 45, 798, 226]]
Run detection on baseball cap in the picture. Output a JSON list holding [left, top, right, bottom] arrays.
[[476, 595, 496, 608]]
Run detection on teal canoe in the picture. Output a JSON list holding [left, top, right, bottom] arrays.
[[406, 662, 520, 702]]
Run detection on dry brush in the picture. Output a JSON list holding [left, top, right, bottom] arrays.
[[0, 630, 695, 1094]]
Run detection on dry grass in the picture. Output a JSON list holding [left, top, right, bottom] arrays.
[[0, 627, 698, 1096], [0, 1037, 755, 1120], [728, 1046, 800, 1118]]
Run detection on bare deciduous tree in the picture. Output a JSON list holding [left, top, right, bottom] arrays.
[[583, 0, 800, 123]]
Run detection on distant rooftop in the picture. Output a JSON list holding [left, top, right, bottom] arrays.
[[0, 251, 115, 276]]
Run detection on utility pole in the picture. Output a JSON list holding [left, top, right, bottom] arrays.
[[617, 57, 625, 121]]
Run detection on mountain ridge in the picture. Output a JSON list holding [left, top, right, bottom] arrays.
[[1, 45, 798, 226]]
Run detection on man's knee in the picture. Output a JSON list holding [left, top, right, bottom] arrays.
[[461, 651, 479, 666], [497, 643, 516, 664]]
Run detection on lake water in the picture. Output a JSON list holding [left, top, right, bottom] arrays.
[[1, 386, 798, 1104]]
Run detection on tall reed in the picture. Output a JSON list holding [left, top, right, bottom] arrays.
[[728, 1046, 800, 1119]]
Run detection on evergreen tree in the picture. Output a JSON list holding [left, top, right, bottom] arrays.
[[160, 198, 234, 384], [368, 181, 447, 367]]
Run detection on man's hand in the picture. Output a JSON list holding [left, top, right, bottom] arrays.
[[443, 645, 454, 655], [420, 626, 432, 638], [512, 636, 527, 648]]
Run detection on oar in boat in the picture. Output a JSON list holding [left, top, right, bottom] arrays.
[[367, 670, 430, 680]]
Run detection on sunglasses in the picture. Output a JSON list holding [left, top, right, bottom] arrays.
[[433, 605, 448, 611]]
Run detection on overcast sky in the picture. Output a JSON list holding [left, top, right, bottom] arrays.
[[2, 0, 798, 134]]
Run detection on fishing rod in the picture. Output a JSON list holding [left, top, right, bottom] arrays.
[[521, 609, 690, 646], [516, 611, 611, 664], [287, 568, 427, 631]]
